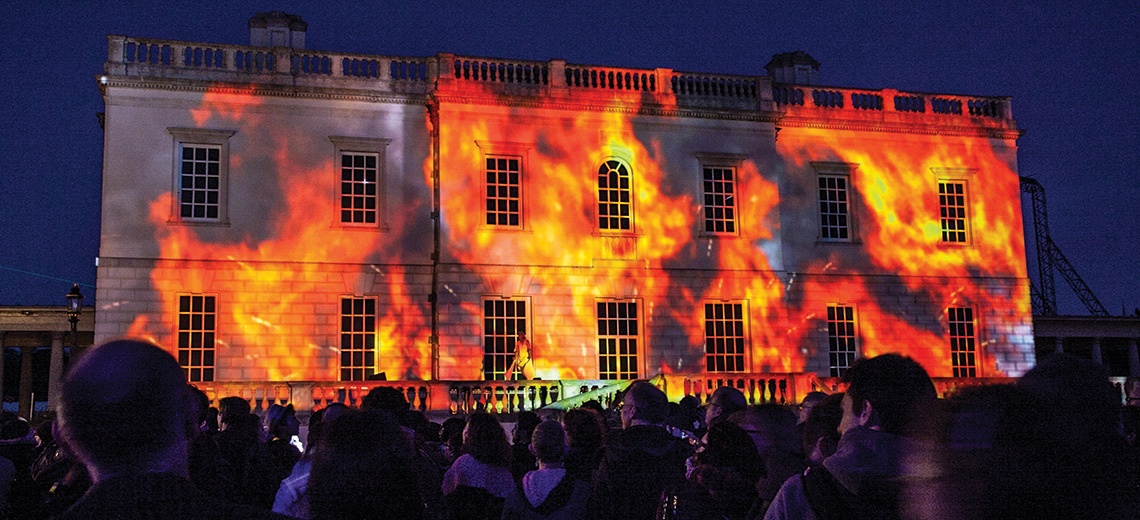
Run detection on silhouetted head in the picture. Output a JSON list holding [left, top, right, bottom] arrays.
[[562, 407, 606, 450], [706, 386, 748, 427], [360, 386, 409, 414], [530, 420, 566, 463], [798, 391, 829, 424], [622, 381, 669, 428], [801, 392, 844, 465], [309, 410, 422, 519], [463, 412, 510, 466], [57, 339, 193, 481], [217, 396, 250, 430], [841, 353, 936, 435], [513, 411, 541, 445]]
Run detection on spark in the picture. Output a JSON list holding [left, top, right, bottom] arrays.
[[101, 300, 127, 310], [250, 316, 276, 329]]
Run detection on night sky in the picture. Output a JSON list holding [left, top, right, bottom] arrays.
[[2, 1, 1136, 315]]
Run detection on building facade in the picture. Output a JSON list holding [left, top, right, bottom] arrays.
[[95, 14, 1033, 390]]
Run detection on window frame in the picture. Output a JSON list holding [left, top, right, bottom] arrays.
[[596, 298, 642, 380], [703, 300, 749, 373], [481, 296, 530, 381], [931, 167, 975, 245], [947, 306, 979, 377], [825, 304, 859, 377], [475, 141, 530, 230], [330, 136, 392, 230], [168, 128, 235, 225], [176, 293, 217, 382], [339, 295, 379, 381], [596, 158, 635, 234], [694, 153, 747, 237], [812, 162, 859, 243]]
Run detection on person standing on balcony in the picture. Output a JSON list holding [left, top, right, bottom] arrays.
[[505, 333, 535, 381]]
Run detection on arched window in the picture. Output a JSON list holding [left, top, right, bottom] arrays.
[[597, 159, 632, 231]]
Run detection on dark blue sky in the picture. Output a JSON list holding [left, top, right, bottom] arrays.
[[2, 1, 1137, 315]]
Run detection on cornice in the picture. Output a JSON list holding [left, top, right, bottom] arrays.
[[432, 93, 781, 123], [775, 117, 1022, 140], [100, 76, 428, 106]]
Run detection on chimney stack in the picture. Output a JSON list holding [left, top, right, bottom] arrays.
[[765, 51, 820, 85], [248, 12, 307, 49]]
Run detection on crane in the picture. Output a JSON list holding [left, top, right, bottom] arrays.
[[1019, 176, 1109, 316]]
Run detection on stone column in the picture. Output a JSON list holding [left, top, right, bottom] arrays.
[[1091, 337, 1103, 366], [1053, 336, 1064, 354], [48, 332, 64, 411], [1127, 338, 1139, 378], [18, 345, 34, 419]]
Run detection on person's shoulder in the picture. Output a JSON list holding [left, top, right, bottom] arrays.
[[764, 472, 812, 520]]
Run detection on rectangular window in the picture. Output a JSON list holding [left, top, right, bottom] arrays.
[[939, 181, 968, 243], [597, 300, 639, 379], [177, 294, 216, 382], [340, 152, 379, 224], [702, 167, 737, 234], [179, 145, 222, 220], [330, 136, 391, 229], [819, 175, 851, 240], [169, 128, 233, 223], [705, 302, 746, 372], [598, 160, 632, 231], [948, 307, 977, 377], [485, 155, 521, 226], [827, 305, 858, 377], [483, 299, 527, 381], [340, 297, 377, 381]]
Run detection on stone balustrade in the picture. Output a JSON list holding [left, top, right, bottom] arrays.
[[193, 373, 1137, 424], [772, 82, 1013, 122], [105, 35, 1013, 126], [191, 372, 831, 419]]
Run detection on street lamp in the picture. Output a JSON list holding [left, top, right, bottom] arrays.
[[65, 284, 83, 355]]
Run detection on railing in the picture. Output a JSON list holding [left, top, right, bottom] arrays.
[[454, 57, 548, 86], [108, 36, 431, 85], [192, 373, 832, 419], [671, 73, 758, 98], [106, 35, 1014, 124], [565, 65, 656, 92], [772, 82, 1012, 122]]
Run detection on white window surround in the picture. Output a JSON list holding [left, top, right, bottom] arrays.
[[812, 161, 859, 243], [931, 167, 976, 246], [475, 140, 531, 230], [694, 152, 748, 237], [168, 128, 235, 225], [704, 300, 749, 373], [330, 136, 392, 231]]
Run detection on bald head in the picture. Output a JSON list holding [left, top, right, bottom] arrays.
[[58, 339, 192, 479]]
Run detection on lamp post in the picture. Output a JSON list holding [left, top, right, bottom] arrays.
[[65, 284, 83, 355]]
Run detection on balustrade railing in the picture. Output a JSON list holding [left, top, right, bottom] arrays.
[[108, 36, 430, 86], [671, 73, 758, 98], [107, 35, 1014, 125], [772, 82, 1011, 122], [190, 373, 838, 419], [565, 65, 656, 92], [454, 57, 548, 86]]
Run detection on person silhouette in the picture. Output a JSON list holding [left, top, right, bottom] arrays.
[[505, 332, 535, 380]]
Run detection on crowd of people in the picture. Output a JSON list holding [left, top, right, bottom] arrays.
[[0, 339, 1137, 519]]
